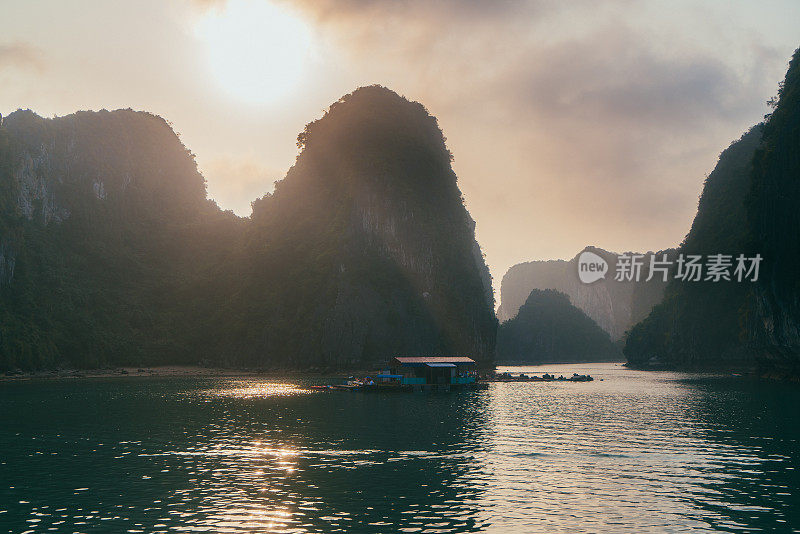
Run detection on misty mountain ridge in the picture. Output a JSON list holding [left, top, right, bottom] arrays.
[[498, 246, 670, 341], [4, 45, 800, 377], [0, 86, 496, 371]]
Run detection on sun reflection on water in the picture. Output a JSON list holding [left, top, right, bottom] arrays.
[[3, 367, 799, 532], [205, 381, 312, 398]]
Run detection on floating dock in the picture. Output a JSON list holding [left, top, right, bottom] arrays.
[[484, 372, 594, 383], [309, 357, 595, 393], [314, 356, 487, 392]]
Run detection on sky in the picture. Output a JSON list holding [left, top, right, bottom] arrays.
[[1, 0, 799, 303]]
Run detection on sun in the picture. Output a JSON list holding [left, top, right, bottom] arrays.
[[196, 0, 314, 104]]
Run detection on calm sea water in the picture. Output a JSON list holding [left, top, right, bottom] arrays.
[[1, 363, 799, 533]]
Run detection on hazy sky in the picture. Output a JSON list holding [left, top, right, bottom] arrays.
[[2, 0, 799, 300]]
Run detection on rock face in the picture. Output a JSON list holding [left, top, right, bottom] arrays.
[[0, 87, 497, 371], [622, 47, 800, 374], [497, 247, 668, 340], [748, 48, 800, 376], [497, 289, 621, 363], [620, 47, 800, 374], [229, 86, 497, 368], [623, 125, 763, 368], [0, 108, 228, 370]]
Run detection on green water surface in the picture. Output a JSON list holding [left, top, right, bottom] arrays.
[[1, 363, 799, 532]]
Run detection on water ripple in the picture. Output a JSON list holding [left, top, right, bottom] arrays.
[[1, 364, 799, 532]]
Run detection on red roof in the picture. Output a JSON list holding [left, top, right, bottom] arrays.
[[392, 356, 475, 364]]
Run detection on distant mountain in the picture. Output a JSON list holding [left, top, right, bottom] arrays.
[[497, 246, 669, 340], [0, 86, 497, 371], [497, 289, 621, 363]]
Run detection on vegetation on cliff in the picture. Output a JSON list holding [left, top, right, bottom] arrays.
[[201, 86, 497, 367], [0, 109, 239, 370], [624, 46, 800, 372], [623, 126, 763, 368], [748, 47, 800, 374], [0, 87, 496, 371]]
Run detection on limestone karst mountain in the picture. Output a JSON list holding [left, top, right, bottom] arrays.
[[498, 246, 668, 341], [0, 86, 497, 370], [497, 289, 621, 363], [623, 125, 763, 369], [747, 47, 800, 376], [624, 46, 800, 375]]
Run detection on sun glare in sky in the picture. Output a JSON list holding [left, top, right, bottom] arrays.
[[195, 0, 314, 105]]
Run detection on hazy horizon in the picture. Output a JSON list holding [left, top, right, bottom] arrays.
[[3, 0, 799, 297]]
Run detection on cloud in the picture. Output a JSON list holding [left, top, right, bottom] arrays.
[[452, 26, 782, 276], [188, 0, 226, 10], [497, 27, 779, 206], [177, 0, 795, 286], [286, 0, 535, 20], [291, 0, 786, 277], [490, 26, 777, 186], [199, 0, 538, 18], [508, 28, 773, 129], [0, 42, 45, 72]]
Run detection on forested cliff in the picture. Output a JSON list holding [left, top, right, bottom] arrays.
[[0, 109, 240, 369], [625, 47, 800, 374], [202, 86, 497, 367], [0, 86, 497, 371], [623, 126, 763, 368], [748, 48, 800, 376]]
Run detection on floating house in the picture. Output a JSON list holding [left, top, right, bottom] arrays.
[[379, 356, 481, 391]]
